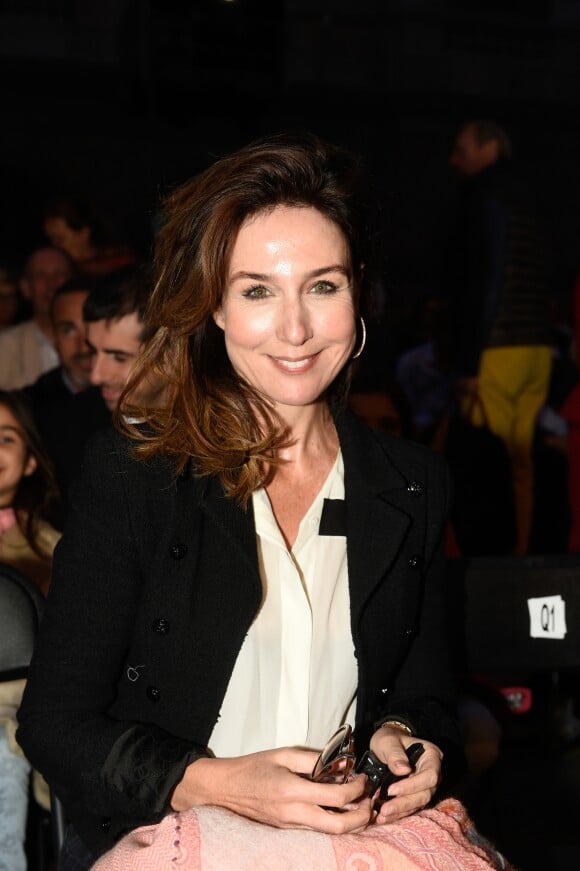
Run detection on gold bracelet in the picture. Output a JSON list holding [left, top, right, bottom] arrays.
[[378, 719, 414, 736]]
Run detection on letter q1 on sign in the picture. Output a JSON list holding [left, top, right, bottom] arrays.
[[527, 595, 567, 640]]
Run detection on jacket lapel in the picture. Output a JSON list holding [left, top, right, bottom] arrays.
[[197, 473, 261, 578], [336, 412, 413, 623], [191, 411, 414, 625]]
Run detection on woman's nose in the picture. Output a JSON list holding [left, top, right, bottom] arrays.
[[277, 296, 312, 346]]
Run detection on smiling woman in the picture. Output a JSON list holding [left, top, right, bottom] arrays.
[[214, 206, 356, 422], [14, 133, 514, 871]]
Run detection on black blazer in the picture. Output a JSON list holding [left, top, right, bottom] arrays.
[[17, 410, 462, 856]]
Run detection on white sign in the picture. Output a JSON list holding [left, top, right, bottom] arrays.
[[527, 595, 567, 640]]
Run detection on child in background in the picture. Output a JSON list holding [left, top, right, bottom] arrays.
[[0, 389, 61, 871], [0, 389, 61, 594]]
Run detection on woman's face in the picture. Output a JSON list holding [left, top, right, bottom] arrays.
[[214, 206, 356, 413], [0, 404, 36, 507]]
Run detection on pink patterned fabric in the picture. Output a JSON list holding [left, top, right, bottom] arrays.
[[92, 798, 516, 871]]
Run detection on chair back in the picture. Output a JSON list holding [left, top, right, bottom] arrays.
[[0, 560, 44, 681], [447, 553, 580, 674]]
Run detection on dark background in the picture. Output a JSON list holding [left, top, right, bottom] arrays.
[[1, 0, 580, 350]]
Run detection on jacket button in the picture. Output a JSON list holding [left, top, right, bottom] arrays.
[[100, 817, 111, 832], [146, 685, 161, 702], [170, 544, 188, 560], [407, 481, 424, 496], [405, 627, 414, 636], [152, 618, 170, 634], [381, 687, 389, 694], [408, 554, 423, 568]]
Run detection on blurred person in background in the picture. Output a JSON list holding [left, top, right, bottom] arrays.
[[24, 276, 96, 409], [43, 194, 137, 278], [0, 389, 61, 870], [0, 246, 74, 389], [444, 119, 553, 555], [34, 263, 156, 526]]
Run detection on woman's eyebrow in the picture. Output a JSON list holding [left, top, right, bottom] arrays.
[[0, 424, 21, 435], [229, 264, 351, 282]]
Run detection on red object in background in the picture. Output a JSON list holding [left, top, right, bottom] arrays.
[[499, 686, 533, 714], [445, 519, 462, 557]]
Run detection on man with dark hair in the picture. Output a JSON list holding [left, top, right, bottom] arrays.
[[444, 118, 553, 555], [25, 276, 96, 407], [36, 263, 154, 525], [83, 263, 152, 410]]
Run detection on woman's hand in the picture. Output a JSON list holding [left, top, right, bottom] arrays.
[[171, 747, 373, 834], [369, 725, 443, 825]]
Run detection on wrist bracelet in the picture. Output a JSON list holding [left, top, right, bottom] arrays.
[[378, 719, 414, 736]]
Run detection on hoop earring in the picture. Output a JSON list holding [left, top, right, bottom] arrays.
[[351, 316, 366, 360]]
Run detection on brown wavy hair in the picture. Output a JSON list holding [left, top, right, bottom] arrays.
[[118, 132, 378, 503]]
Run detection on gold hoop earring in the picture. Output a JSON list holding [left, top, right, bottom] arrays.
[[351, 316, 366, 360]]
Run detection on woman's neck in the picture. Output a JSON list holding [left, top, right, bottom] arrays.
[[264, 402, 339, 549], [274, 401, 338, 468]]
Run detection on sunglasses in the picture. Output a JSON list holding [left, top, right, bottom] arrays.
[[311, 724, 356, 784], [311, 723, 425, 799]]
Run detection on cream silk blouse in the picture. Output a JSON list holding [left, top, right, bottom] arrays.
[[208, 450, 357, 757]]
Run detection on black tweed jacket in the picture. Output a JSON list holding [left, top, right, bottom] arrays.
[[17, 410, 462, 856]]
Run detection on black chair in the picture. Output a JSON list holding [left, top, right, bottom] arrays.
[[0, 560, 44, 680], [0, 561, 65, 869], [446, 553, 580, 869], [449, 553, 580, 677]]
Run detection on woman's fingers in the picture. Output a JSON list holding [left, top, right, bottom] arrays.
[[374, 757, 441, 825], [375, 789, 432, 824], [294, 796, 374, 834], [366, 733, 442, 826], [185, 749, 373, 833], [273, 746, 320, 776]]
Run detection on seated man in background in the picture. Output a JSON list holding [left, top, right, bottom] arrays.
[[25, 276, 96, 408], [0, 246, 74, 388], [36, 263, 155, 526]]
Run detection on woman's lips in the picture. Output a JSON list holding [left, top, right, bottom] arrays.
[[269, 353, 319, 373]]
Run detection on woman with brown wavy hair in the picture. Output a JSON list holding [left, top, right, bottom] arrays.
[[16, 133, 475, 870]]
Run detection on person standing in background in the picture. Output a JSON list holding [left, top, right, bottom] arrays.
[[444, 119, 553, 555]]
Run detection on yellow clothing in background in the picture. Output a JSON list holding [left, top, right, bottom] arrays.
[[468, 345, 552, 555]]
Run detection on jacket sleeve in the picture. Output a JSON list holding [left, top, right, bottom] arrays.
[[16, 428, 209, 848]]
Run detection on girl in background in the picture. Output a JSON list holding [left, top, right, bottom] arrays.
[[0, 389, 61, 871], [0, 389, 61, 594]]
